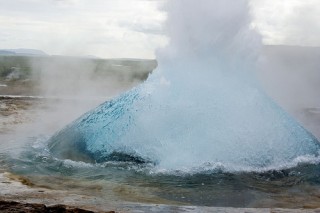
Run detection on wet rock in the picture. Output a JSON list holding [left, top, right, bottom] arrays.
[[0, 200, 115, 213]]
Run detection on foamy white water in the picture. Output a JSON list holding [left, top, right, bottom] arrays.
[[49, 0, 320, 172]]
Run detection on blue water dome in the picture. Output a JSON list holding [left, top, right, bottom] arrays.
[[48, 0, 320, 173]]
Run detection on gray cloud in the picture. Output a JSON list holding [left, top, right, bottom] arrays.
[[251, 0, 320, 46], [0, 0, 167, 58], [0, 0, 319, 58]]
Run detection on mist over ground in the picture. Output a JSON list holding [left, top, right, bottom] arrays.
[[0, 45, 319, 139], [0, 56, 157, 135], [257, 45, 320, 138]]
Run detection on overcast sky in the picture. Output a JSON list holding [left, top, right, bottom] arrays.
[[0, 0, 319, 58]]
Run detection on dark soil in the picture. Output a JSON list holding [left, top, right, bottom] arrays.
[[0, 200, 115, 213]]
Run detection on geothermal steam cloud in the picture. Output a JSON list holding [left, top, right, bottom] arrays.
[[49, 0, 320, 172]]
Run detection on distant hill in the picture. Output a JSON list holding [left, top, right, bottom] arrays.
[[0, 50, 16, 55], [0, 49, 47, 56]]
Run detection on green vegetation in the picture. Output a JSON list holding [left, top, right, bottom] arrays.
[[0, 56, 32, 78], [93, 58, 157, 82], [0, 55, 157, 82]]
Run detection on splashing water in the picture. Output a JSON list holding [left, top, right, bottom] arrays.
[[49, 0, 320, 172]]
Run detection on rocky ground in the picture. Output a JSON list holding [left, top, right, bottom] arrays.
[[0, 95, 117, 212], [0, 96, 37, 134], [0, 172, 117, 212], [0, 200, 115, 213]]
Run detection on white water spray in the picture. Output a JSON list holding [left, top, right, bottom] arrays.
[[49, 0, 320, 172]]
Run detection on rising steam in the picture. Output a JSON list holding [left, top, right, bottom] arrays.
[[49, 0, 320, 172]]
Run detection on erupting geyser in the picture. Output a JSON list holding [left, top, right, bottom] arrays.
[[49, 0, 320, 172]]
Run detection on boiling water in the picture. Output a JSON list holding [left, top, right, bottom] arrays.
[[4, 138, 320, 208], [2, 0, 320, 209], [49, 0, 319, 172]]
